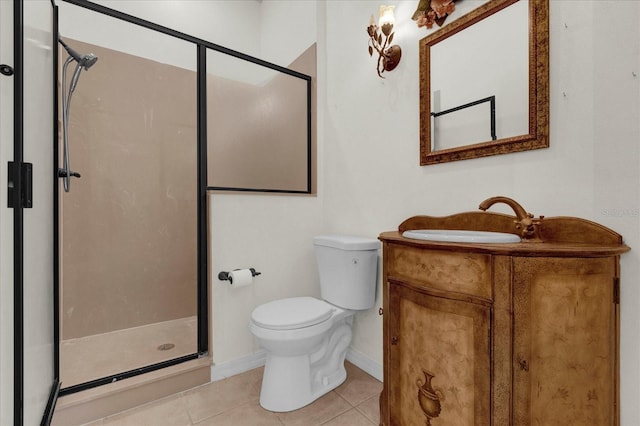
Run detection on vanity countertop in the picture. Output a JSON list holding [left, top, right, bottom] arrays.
[[379, 230, 630, 258], [380, 200, 630, 258]]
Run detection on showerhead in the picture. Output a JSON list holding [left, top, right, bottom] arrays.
[[59, 38, 98, 70], [81, 53, 98, 70]]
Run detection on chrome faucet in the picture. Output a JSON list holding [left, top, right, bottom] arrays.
[[478, 196, 542, 241]]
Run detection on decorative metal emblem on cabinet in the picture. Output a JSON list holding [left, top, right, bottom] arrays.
[[417, 369, 443, 425]]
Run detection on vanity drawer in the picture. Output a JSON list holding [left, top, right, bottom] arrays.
[[386, 244, 492, 299]]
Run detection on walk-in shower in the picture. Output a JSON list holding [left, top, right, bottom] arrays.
[[58, 37, 97, 192]]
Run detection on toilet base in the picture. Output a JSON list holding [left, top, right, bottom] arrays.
[[259, 353, 347, 412], [258, 318, 353, 412]]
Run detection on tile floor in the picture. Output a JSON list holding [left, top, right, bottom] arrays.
[[80, 361, 382, 426]]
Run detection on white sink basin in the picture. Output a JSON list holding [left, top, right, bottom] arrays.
[[402, 229, 521, 243]]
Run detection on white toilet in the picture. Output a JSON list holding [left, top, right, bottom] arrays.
[[249, 235, 379, 412]]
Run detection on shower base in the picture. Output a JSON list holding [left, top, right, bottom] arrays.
[[54, 316, 209, 425], [60, 316, 198, 388]]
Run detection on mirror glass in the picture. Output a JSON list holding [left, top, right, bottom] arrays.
[[420, 0, 549, 164]]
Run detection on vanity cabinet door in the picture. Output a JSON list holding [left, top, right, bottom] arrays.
[[387, 280, 491, 426], [512, 257, 619, 426]]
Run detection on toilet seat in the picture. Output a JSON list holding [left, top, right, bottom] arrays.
[[251, 297, 335, 330]]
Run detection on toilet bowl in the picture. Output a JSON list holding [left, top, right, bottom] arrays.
[[250, 297, 354, 412], [249, 235, 379, 412]]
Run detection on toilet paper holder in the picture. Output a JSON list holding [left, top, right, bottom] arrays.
[[218, 268, 261, 283]]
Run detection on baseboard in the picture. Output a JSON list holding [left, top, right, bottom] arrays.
[[211, 348, 383, 383], [346, 348, 383, 382], [210, 350, 267, 382]]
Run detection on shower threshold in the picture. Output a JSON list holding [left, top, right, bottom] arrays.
[[53, 354, 210, 425]]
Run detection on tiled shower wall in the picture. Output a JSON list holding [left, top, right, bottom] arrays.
[[61, 39, 198, 340]]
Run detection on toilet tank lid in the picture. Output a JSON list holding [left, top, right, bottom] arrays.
[[314, 235, 380, 251]]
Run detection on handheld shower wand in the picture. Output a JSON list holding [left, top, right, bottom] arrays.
[[59, 37, 98, 192], [59, 38, 98, 70]]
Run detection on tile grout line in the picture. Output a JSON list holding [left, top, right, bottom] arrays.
[[353, 394, 380, 425], [314, 391, 356, 426]]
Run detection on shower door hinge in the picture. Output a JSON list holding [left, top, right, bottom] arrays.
[[7, 162, 33, 209], [0, 64, 14, 76]]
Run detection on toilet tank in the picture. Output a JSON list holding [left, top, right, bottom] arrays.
[[313, 235, 379, 310]]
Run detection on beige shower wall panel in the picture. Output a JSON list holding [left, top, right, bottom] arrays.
[[61, 40, 198, 340], [207, 44, 316, 192]]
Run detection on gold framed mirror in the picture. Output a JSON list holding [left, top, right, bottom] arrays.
[[419, 0, 549, 165]]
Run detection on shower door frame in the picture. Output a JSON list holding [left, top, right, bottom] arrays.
[[8, 0, 61, 423], [56, 1, 211, 396]]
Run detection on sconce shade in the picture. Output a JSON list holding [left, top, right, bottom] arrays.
[[379, 5, 395, 36], [379, 5, 396, 27]]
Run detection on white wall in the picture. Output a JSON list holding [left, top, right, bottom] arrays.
[[259, 0, 317, 66], [62, 0, 262, 57], [59, 0, 262, 71]]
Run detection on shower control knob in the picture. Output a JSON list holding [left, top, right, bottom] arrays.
[[57, 169, 81, 179]]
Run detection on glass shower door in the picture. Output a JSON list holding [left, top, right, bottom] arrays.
[[57, 3, 200, 391], [12, 0, 59, 424]]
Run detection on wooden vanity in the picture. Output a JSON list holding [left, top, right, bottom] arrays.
[[378, 198, 630, 426]]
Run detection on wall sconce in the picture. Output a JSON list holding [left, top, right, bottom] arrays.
[[367, 5, 402, 78]]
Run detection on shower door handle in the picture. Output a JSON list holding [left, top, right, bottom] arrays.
[[58, 168, 81, 192], [8, 162, 32, 208]]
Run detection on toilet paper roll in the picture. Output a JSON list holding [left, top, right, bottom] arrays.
[[228, 269, 253, 287]]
